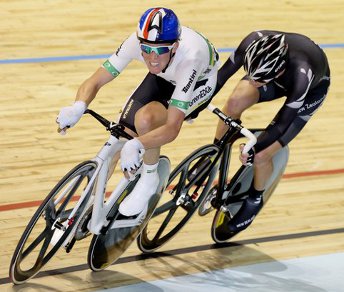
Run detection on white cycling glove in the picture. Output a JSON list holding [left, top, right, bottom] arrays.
[[120, 138, 145, 172], [56, 101, 87, 133]]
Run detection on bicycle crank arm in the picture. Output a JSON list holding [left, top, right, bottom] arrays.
[[110, 207, 148, 229]]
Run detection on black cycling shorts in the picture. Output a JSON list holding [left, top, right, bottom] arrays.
[[118, 73, 213, 133]]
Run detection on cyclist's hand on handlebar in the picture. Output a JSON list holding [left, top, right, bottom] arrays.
[[56, 101, 87, 135], [239, 143, 255, 166], [120, 138, 145, 173]]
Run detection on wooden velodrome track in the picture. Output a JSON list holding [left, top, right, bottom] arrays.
[[1, 0, 344, 290]]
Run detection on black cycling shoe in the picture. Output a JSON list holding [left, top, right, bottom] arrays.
[[227, 196, 263, 232]]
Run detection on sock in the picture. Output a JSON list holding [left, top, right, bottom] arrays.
[[118, 162, 159, 216], [143, 162, 158, 172], [136, 162, 159, 194], [248, 182, 264, 202]]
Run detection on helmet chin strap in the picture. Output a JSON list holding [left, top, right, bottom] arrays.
[[162, 50, 175, 73]]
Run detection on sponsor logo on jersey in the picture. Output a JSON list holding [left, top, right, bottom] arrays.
[[189, 86, 212, 107], [115, 41, 124, 56], [297, 95, 325, 114], [182, 69, 197, 93]]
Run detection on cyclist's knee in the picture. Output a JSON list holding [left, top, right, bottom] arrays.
[[224, 96, 244, 118], [134, 102, 167, 134], [254, 141, 282, 167], [254, 150, 272, 167]]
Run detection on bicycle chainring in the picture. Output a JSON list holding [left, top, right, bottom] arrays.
[[198, 186, 217, 216], [74, 207, 92, 240]]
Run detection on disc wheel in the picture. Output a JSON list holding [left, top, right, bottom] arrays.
[[87, 156, 171, 271]]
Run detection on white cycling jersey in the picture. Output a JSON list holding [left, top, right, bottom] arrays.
[[103, 26, 220, 115]]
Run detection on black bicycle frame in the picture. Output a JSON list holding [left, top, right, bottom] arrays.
[[197, 119, 264, 209]]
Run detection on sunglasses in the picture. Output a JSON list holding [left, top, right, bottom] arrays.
[[140, 43, 175, 55]]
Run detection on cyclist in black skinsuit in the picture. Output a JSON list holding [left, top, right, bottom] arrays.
[[213, 30, 331, 232]]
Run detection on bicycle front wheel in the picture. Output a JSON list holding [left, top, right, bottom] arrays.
[[137, 145, 219, 253], [9, 161, 97, 284]]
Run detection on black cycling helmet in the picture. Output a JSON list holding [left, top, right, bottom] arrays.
[[244, 34, 288, 83]]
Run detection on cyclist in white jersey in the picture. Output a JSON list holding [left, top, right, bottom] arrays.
[[57, 7, 219, 216]]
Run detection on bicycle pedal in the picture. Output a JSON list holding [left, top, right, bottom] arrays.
[[116, 213, 137, 220], [50, 228, 68, 249]]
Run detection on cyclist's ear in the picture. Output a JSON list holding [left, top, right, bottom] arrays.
[[172, 41, 179, 52]]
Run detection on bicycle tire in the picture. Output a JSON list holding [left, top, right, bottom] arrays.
[[211, 146, 289, 243], [9, 161, 97, 284], [87, 156, 171, 271], [137, 145, 219, 253]]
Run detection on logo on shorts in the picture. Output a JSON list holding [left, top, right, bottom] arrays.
[[122, 99, 134, 119]]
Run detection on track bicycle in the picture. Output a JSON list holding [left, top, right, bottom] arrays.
[[137, 104, 289, 252], [9, 109, 171, 284]]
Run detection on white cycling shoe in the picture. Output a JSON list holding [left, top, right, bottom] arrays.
[[119, 163, 159, 216]]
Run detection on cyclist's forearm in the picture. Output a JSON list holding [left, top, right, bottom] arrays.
[[75, 67, 115, 106], [75, 80, 100, 106]]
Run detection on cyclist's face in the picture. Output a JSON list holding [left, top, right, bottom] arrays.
[[140, 42, 178, 74]]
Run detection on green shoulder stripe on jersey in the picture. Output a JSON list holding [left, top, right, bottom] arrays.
[[196, 32, 217, 66], [170, 99, 189, 110], [103, 60, 120, 77]]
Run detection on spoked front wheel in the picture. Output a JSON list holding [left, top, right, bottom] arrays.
[[9, 161, 97, 284], [137, 145, 219, 253]]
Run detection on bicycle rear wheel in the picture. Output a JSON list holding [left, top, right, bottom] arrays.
[[9, 161, 97, 284], [137, 145, 219, 253], [211, 145, 289, 243], [211, 165, 253, 243]]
